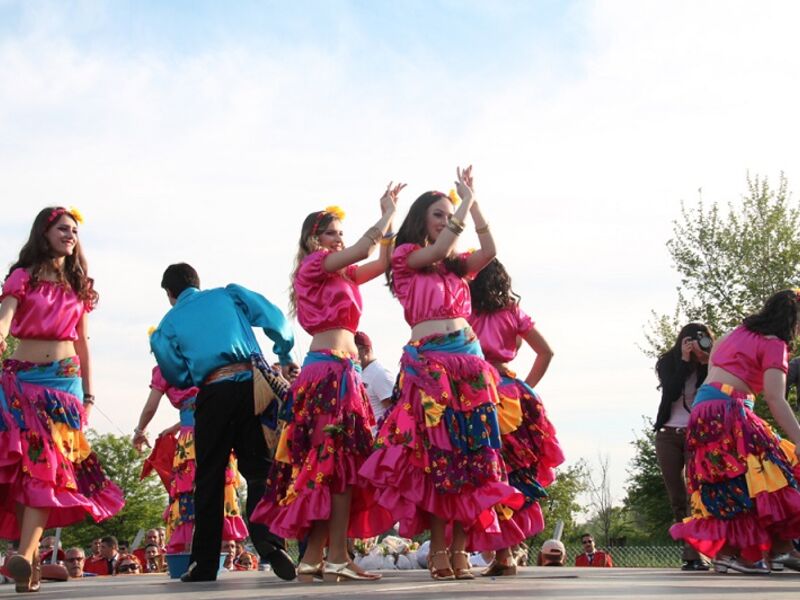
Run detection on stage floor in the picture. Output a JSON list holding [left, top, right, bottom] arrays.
[[2, 566, 799, 599]]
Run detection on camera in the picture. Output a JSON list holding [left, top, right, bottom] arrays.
[[695, 331, 713, 352]]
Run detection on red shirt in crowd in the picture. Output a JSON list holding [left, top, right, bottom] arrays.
[[575, 551, 613, 567]]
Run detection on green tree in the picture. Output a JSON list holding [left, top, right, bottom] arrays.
[[527, 460, 589, 548], [59, 431, 168, 549]]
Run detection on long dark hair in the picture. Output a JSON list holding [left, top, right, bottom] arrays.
[[386, 191, 466, 294], [655, 322, 712, 386], [6, 207, 98, 306], [469, 258, 521, 314], [742, 289, 800, 346]]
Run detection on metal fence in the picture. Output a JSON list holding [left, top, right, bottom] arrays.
[[522, 542, 684, 568]]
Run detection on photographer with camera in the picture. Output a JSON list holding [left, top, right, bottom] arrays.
[[654, 323, 713, 571]]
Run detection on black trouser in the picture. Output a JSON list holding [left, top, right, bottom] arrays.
[[655, 426, 700, 562], [190, 378, 284, 575]]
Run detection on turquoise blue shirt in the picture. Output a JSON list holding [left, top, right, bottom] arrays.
[[150, 285, 295, 388]]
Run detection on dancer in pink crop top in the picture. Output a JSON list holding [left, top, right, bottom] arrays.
[[467, 258, 563, 575], [252, 183, 405, 584], [0, 207, 123, 593], [671, 289, 800, 573], [360, 166, 523, 581]]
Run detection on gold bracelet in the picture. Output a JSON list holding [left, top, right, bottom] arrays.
[[363, 226, 381, 245], [449, 215, 466, 229], [447, 222, 464, 235], [380, 233, 396, 246], [475, 223, 490, 234]]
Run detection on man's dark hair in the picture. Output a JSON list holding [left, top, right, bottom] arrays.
[[580, 533, 593, 541], [161, 263, 200, 298], [100, 536, 118, 548], [144, 543, 159, 551]]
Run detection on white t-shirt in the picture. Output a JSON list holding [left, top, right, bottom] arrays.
[[361, 359, 395, 422]]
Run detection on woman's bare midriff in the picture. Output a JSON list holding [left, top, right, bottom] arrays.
[[410, 317, 470, 342], [11, 339, 77, 363], [309, 328, 358, 356], [705, 365, 754, 395]]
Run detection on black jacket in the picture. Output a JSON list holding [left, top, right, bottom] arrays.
[[654, 359, 707, 431]]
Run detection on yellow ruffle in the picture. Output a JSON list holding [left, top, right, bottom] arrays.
[[689, 490, 712, 519], [745, 454, 789, 496], [50, 421, 91, 463], [779, 438, 799, 467], [496, 393, 523, 435], [421, 390, 446, 428], [494, 504, 514, 521]]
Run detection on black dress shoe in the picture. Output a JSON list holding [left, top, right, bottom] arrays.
[[180, 562, 217, 582], [264, 548, 296, 581], [681, 559, 710, 571]]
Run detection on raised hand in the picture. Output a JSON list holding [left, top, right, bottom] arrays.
[[380, 181, 406, 214], [455, 165, 474, 203]]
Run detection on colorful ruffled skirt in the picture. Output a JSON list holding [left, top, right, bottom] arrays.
[[670, 382, 800, 561], [359, 328, 524, 550], [467, 370, 565, 550], [162, 406, 248, 553], [251, 350, 393, 540], [0, 357, 124, 538]]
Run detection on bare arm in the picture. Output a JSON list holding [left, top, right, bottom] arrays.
[[463, 200, 497, 274], [408, 166, 475, 269], [0, 296, 18, 354], [353, 238, 393, 285], [74, 313, 93, 420], [133, 388, 164, 452], [521, 327, 554, 388], [763, 369, 800, 456], [326, 182, 404, 274]]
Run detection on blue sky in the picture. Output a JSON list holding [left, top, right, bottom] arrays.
[[2, 0, 800, 506]]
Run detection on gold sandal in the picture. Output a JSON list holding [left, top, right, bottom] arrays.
[[322, 561, 381, 582], [481, 558, 517, 577], [428, 549, 455, 581], [450, 550, 475, 580], [296, 561, 323, 583], [6, 554, 33, 593]]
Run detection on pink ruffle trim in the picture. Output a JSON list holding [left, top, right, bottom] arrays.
[[460, 502, 545, 552], [359, 445, 524, 539], [166, 516, 248, 553], [670, 486, 800, 561]]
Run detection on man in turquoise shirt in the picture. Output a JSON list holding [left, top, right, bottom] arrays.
[[151, 263, 299, 583]]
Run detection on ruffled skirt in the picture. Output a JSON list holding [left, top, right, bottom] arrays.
[[670, 383, 800, 561], [0, 358, 124, 538], [162, 424, 248, 553], [359, 328, 525, 550], [251, 350, 393, 540]]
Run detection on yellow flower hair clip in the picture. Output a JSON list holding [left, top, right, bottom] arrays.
[[67, 206, 84, 224], [448, 189, 461, 207], [324, 205, 346, 221]]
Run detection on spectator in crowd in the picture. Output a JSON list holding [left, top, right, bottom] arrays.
[[133, 529, 160, 566], [39, 535, 66, 564], [143, 544, 166, 574], [354, 331, 396, 427], [537, 540, 566, 566], [234, 550, 257, 571], [221, 540, 236, 571], [785, 355, 800, 409], [654, 323, 713, 571], [115, 554, 142, 575], [90, 538, 102, 560], [118, 540, 130, 556], [157, 528, 167, 550], [84, 536, 120, 576], [64, 548, 96, 578], [574, 534, 613, 567]]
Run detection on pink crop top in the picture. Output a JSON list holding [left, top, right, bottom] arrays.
[[711, 325, 788, 395], [1, 268, 93, 341], [391, 243, 475, 327], [469, 305, 535, 364], [150, 366, 197, 409], [294, 250, 362, 335]]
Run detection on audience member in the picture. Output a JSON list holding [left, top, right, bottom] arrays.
[[64, 548, 96, 578], [143, 544, 166, 573], [354, 331, 395, 426], [133, 529, 161, 566], [537, 540, 566, 566], [118, 540, 130, 555], [84, 536, 120, 576], [115, 554, 142, 575], [222, 540, 236, 571], [39, 535, 66, 564], [574, 534, 613, 567]]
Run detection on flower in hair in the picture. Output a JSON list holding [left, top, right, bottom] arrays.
[[448, 189, 461, 207], [147, 325, 157, 337], [67, 206, 84, 224], [324, 205, 346, 221]]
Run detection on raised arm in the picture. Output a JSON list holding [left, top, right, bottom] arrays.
[[464, 199, 497, 274], [227, 284, 295, 365], [74, 313, 94, 420], [407, 165, 475, 270], [763, 368, 800, 461], [352, 182, 406, 284], [521, 326, 554, 389], [327, 182, 404, 276]]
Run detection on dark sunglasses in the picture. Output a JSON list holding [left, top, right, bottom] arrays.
[[582, 539, 593, 544], [118, 564, 140, 573]]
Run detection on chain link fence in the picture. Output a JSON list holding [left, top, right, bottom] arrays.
[[521, 540, 684, 568]]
